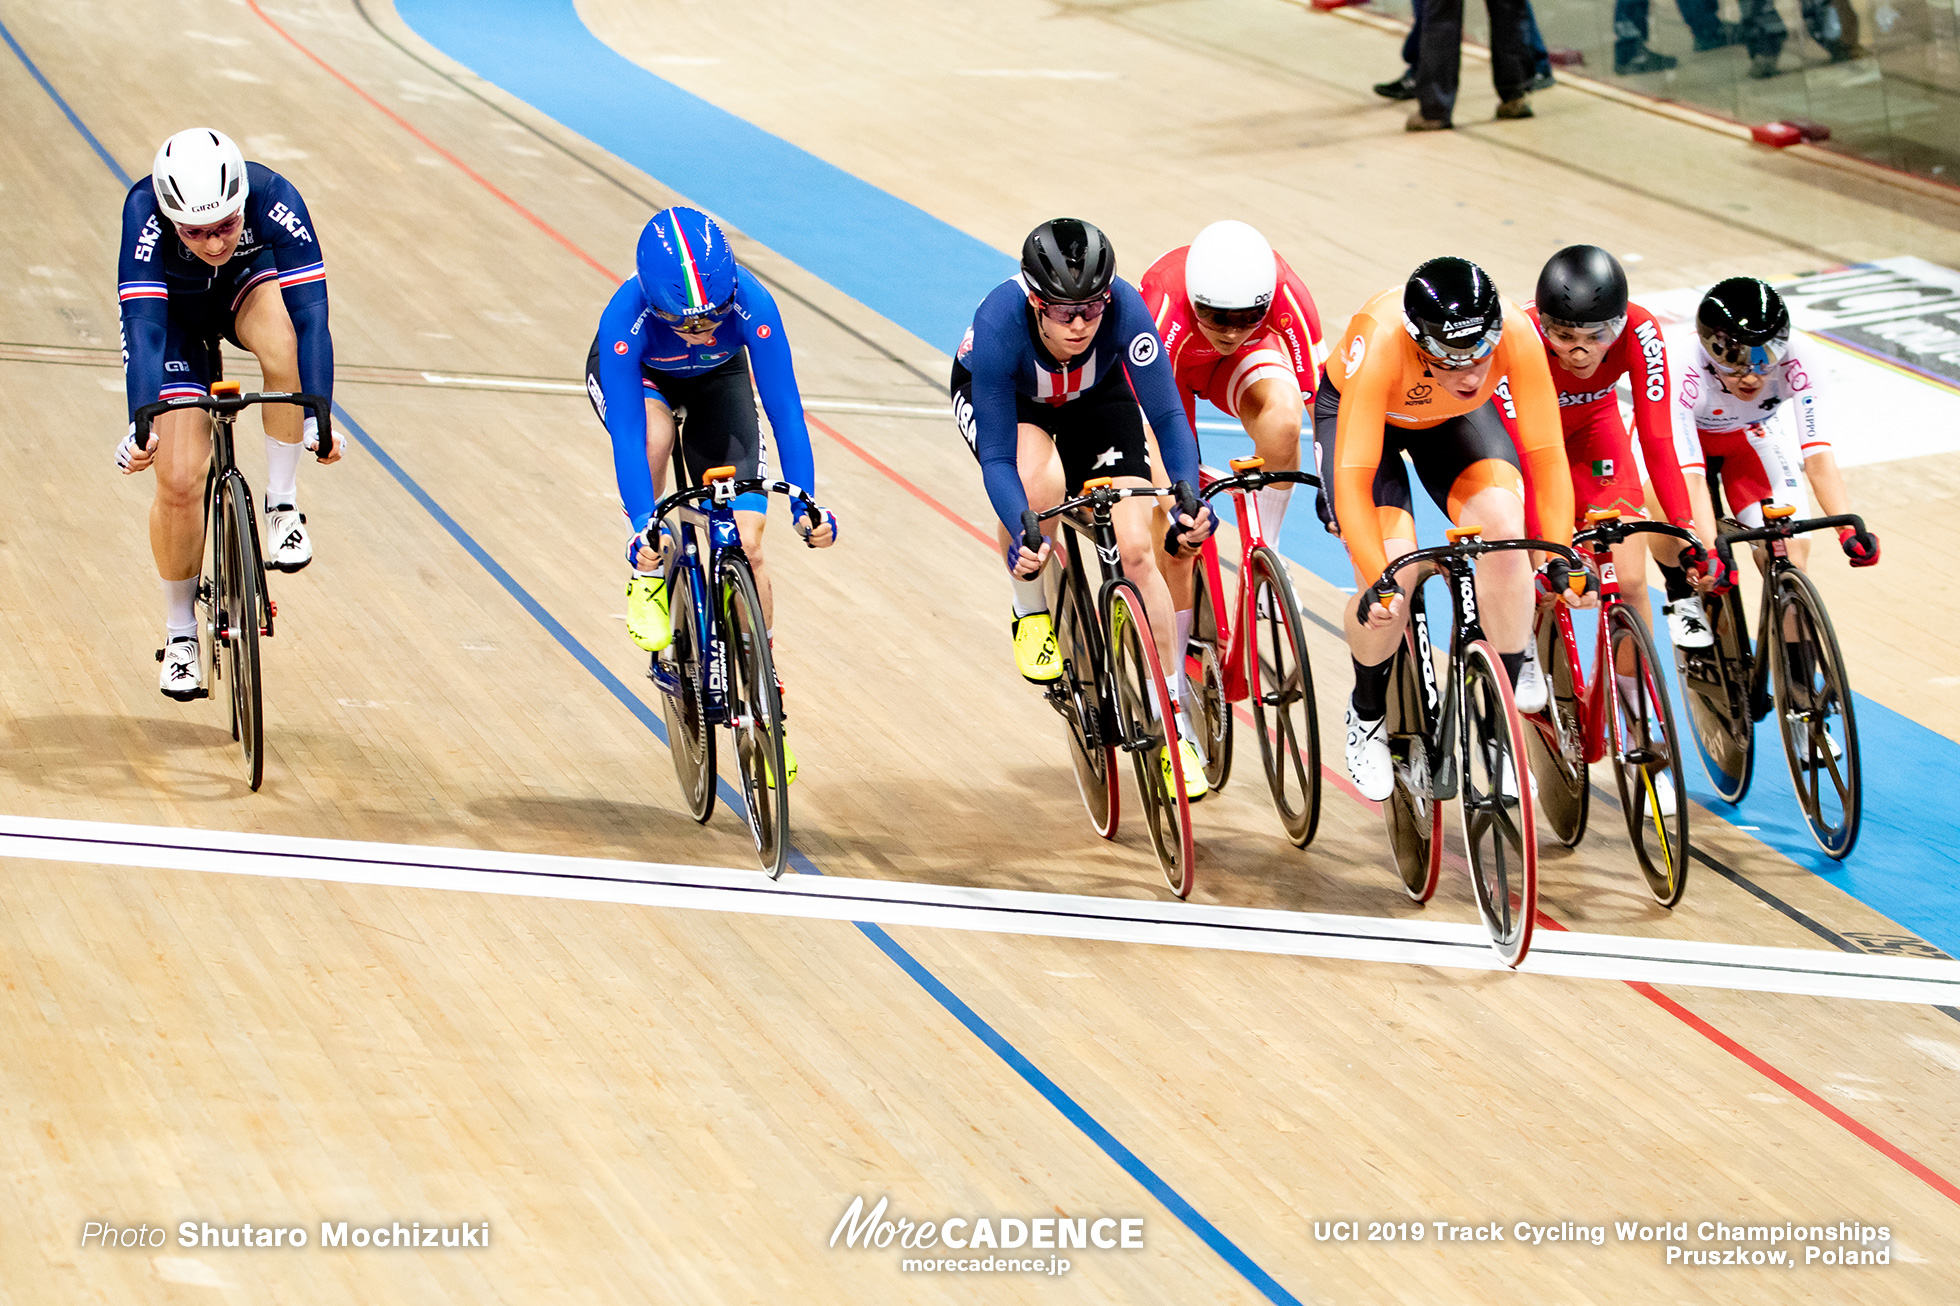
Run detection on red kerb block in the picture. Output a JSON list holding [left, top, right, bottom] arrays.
[[1751, 121, 1803, 148]]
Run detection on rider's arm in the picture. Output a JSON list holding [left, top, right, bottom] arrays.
[[1273, 254, 1327, 397], [1497, 318, 1573, 546], [593, 280, 659, 533], [735, 268, 818, 507], [1113, 281, 1200, 491], [1623, 305, 1691, 527], [966, 295, 1033, 532], [254, 167, 333, 402], [1330, 318, 1396, 583], [116, 185, 172, 423]]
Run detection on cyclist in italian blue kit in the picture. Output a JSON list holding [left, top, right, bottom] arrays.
[[116, 128, 340, 701], [586, 206, 838, 784], [952, 218, 1215, 797]]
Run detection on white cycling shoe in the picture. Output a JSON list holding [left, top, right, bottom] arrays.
[[1651, 769, 1677, 817], [158, 635, 203, 701], [1511, 647, 1549, 716], [1664, 600, 1713, 649], [266, 502, 313, 572], [1787, 712, 1845, 764], [1345, 704, 1394, 801], [1498, 752, 1539, 802]]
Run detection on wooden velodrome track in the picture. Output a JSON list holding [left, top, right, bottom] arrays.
[[4, 0, 1960, 1300]]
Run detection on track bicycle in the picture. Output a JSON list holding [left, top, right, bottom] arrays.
[[1674, 501, 1867, 858], [132, 369, 334, 792], [1371, 528, 1584, 967], [1183, 457, 1323, 846], [1524, 509, 1694, 906], [1020, 477, 1202, 898], [646, 464, 820, 880]]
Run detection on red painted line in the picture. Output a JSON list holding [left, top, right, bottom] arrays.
[[805, 415, 993, 548], [245, 0, 619, 284], [245, 3, 1957, 1209], [1533, 912, 1960, 1206]]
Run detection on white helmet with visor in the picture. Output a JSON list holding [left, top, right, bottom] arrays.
[[152, 128, 249, 229]]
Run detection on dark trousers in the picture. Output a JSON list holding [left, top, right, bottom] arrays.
[[1402, 0, 1551, 78], [1614, 0, 1734, 61], [1737, 0, 1842, 57], [1414, 0, 1536, 124]]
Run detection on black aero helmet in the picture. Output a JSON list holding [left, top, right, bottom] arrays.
[[1021, 218, 1115, 303], [1697, 276, 1791, 373], [1536, 245, 1629, 329], [1403, 256, 1504, 367]]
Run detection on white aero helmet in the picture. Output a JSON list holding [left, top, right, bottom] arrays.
[[152, 128, 249, 227], [1185, 220, 1277, 314]]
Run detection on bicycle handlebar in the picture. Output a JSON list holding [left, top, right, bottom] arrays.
[[133, 390, 335, 461], [1715, 512, 1868, 575], [1572, 518, 1698, 551], [1028, 479, 1192, 526], [653, 475, 820, 527], [1198, 468, 1320, 501], [1368, 536, 1582, 611]]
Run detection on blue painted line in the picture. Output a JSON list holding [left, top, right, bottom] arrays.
[[14, 23, 1287, 1293], [857, 921, 1305, 1304], [394, 0, 1013, 354], [0, 17, 132, 186]]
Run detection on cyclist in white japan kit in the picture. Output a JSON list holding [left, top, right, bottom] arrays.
[[1674, 276, 1879, 757], [1672, 277, 1879, 566]]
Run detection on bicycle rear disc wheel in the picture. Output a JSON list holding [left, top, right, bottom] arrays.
[[1606, 606, 1690, 906], [1770, 570, 1861, 859], [1679, 589, 1755, 804], [1108, 582, 1194, 898], [720, 555, 789, 878], [1247, 547, 1322, 847], [1459, 639, 1538, 967], [1384, 630, 1443, 902], [1524, 609, 1590, 848], [1056, 571, 1118, 839], [219, 476, 265, 791], [1188, 562, 1233, 793], [659, 570, 716, 824]]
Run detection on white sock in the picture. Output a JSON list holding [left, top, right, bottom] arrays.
[[1256, 482, 1294, 541], [162, 576, 198, 640], [1012, 573, 1047, 619], [265, 436, 302, 508], [1173, 607, 1195, 703]]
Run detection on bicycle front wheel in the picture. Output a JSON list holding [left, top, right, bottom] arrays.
[[659, 567, 716, 824], [1524, 606, 1589, 848], [1188, 559, 1233, 793], [1056, 567, 1118, 839], [1459, 639, 1537, 967], [1247, 547, 1321, 847], [1678, 589, 1755, 804], [1107, 581, 1193, 898], [1606, 605, 1690, 906], [219, 474, 265, 791], [720, 554, 789, 879], [1384, 611, 1443, 902], [1770, 569, 1861, 859]]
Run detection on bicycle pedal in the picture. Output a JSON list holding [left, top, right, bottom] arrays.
[[1623, 748, 1661, 766]]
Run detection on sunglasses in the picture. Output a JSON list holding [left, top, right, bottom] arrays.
[[1034, 293, 1110, 325], [176, 213, 242, 243], [1195, 303, 1269, 332], [1541, 315, 1627, 348], [652, 297, 735, 333]]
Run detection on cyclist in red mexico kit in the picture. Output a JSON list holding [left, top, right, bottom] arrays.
[[1525, 246, 1727, 653], [1138, 220, 1326, 752]]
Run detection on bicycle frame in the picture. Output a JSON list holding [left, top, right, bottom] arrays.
[[646, 471, 819, 728], [1713, 508, 1869, 715], [1546, 515, 1698, 766], [1194, 459, 1320, 704]]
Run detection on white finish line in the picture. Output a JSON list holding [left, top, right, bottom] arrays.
[[4, 814, 1957, 1006]]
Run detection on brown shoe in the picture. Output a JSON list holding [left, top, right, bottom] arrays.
[[1495, 96, 1533, 119], [1405, 112, 1451, 132]]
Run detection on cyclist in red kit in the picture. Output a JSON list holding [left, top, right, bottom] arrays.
[[1138, 221, 1326, 730], [1526, 246, 1725, 654]]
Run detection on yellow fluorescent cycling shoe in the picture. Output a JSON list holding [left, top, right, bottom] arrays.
[[1013, 612, 1061, 683], [626, 574, 671, 652], [764, 729, 798, 788], [1161, 738, 1211, 801]]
